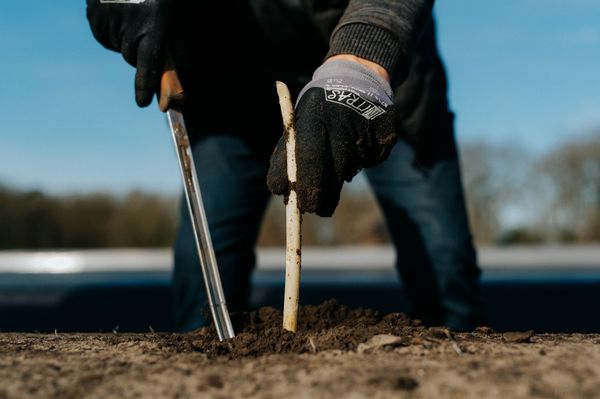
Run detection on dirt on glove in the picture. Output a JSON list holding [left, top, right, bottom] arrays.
[[1, 300, 600, 399]]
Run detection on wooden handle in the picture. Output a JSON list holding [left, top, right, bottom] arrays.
[[159, 57, 185, 112]]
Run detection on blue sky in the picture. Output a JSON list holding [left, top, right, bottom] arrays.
[[1, 1, 599, 195]]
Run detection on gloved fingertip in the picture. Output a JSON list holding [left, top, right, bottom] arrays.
[[297, 173, 342, 217], [296, 195, 318, 215], [314, 191, 341, 217], [316, 207, 335, 218], [266, 172, 289, 196], [266, 138, 289, 195], [135, 89, 154, 108]]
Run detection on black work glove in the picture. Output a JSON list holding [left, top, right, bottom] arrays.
[[267, 60, 397, 217], [86, 0, 174, 107]]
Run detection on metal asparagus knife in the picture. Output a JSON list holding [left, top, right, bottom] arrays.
[[159, 59, 235, 340]]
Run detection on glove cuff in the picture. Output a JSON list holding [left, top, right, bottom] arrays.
[[298, 59, 393, 107]]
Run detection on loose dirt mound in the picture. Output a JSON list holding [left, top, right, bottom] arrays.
[[160, 300, 421, 358]]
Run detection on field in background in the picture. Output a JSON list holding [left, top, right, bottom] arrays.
[[1, 132, 600, 249]]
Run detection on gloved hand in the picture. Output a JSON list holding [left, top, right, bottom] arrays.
[[267, 59, 397, 217], [86, 0, 174, 107]]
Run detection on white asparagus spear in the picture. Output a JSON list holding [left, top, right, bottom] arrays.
[[276, 81, 302, 332]]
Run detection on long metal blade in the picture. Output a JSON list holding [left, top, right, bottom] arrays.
[[166, 109, 235, 340]]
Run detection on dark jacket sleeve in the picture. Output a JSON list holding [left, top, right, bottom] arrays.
[[327, 0, 435, 81]]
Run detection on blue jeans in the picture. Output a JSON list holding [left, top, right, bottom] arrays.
[[173, 134, 483, 332], [366, 141, 483, 330]]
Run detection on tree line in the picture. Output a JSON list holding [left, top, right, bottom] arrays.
[[0, 189, 178, 249], [461, 131, 600, 244], [1, 131, 599, 248]]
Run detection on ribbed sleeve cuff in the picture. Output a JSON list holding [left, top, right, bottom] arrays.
[[327, 23, 406, 80]]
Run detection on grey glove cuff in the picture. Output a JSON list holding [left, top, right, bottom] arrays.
[[297, 59, 394, 107]]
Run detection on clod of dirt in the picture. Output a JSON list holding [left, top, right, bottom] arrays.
[[367, 373, 419, 391], [503, 330, 535, 343], [394, 376, 420, 391], [428, 327, 449, 339], [475, 326, 496, 335], [205, 374, 224, 389]]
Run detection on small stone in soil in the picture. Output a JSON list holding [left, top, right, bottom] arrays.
[[475, 326, 496, 335], [205, 374, 224, 389], [394, 376, 419, 391], [428, 327, 448, 339], [357, 334, 409, 353], [503, 330, 535, 343]]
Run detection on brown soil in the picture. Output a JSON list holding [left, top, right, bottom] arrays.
[[1, 300, 599, 399]]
